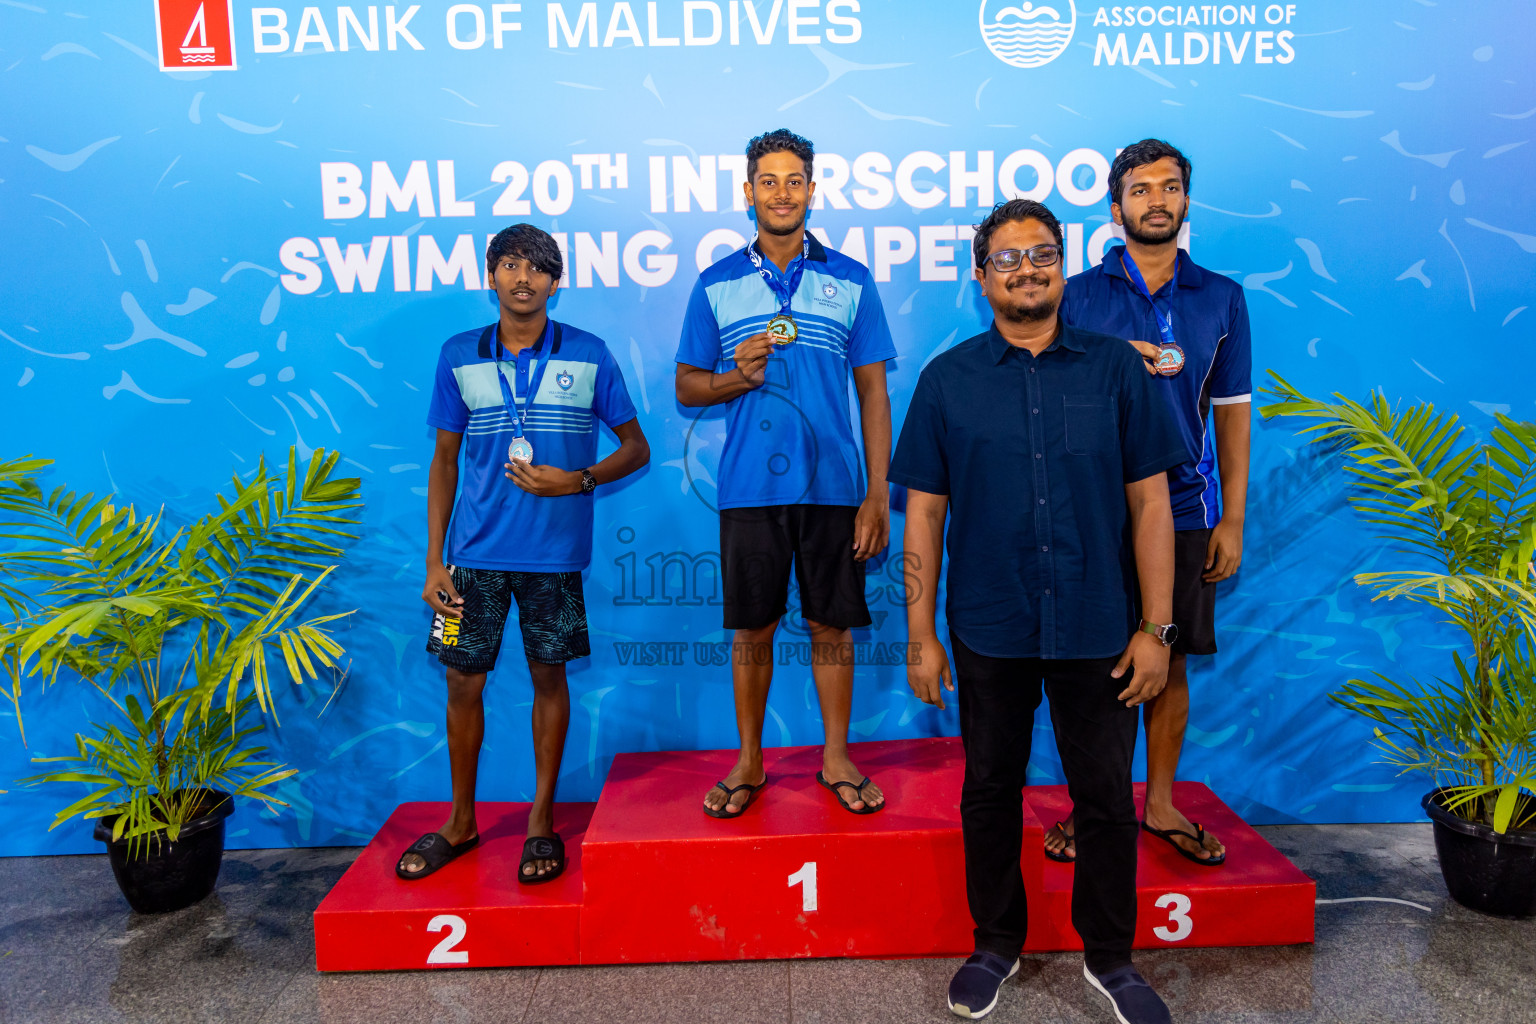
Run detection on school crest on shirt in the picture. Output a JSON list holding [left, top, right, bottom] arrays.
[[533, 360, 597, 407], [813, 279, 847, 315]]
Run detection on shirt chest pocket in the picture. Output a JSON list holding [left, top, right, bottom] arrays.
[[1063, 394, 1116, 456]]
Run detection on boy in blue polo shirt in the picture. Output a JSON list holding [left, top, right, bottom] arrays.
[[396, 224, 649, 884], [675, 129, 897, 819], [1054, 138, 1253, 868]]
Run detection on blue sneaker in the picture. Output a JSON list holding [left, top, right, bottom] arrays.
[[947, 952, 1020, 1019], [1083, 964, 1171, 1024]]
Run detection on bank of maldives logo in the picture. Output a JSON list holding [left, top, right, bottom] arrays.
[[978, 1, 1076, 69], [154, 0, 238, 71]]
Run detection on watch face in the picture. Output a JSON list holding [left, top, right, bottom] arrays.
[[1163, 623, 1179, 646]]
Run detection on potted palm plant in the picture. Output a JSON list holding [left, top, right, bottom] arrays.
[[1261, 374, 1536, 917], [1, 448, 362, 913]]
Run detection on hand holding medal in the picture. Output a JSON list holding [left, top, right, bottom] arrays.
[[1127, 339, 1185, 377], [505, 458, 583, 496], [732, 332, 775, 389]]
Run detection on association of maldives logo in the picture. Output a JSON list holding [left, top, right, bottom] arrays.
[[979, 0, 1077, 69], [154, 0, 238, 71], [557, 372, 574, 391]]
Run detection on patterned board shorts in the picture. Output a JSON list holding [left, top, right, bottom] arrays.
[[425, 566, 590, 673]]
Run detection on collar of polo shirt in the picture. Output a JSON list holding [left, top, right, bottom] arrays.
[[1102, 245, 1208, 291]]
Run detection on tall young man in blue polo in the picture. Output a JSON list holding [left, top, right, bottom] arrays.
[[1048, 139, 1253, 868], [398, 224, 649, 884], [675, 129, 896, 818], [893, 199, 1182, 1023]]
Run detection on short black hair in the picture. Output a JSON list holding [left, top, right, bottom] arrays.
[[486, 223, 563, 281], [1108, 139, 1191, 207], [972, 199, 1064, 269], [746, 128, 814, 182]]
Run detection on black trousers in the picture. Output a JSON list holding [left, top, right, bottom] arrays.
[[951, 631, 1140, 974]]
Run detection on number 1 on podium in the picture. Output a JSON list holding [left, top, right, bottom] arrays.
[[787, 861, 818, 913]]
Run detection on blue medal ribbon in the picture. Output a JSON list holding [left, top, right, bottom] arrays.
[[746, 235, 811, 316], [491, 319, 556, 444], [1119, 250, 1178, 351]]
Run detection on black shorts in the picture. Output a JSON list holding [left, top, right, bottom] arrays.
[[720, 504, 872, 631], [1172, 528, 1217, 656], [425, 566, 590, 673]]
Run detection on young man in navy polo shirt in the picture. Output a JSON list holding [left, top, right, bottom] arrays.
[[397, 224, 649, 884], [675, 129, 896, 818], [1051, 139, 1253, 868], [893, 199, 1182, 1022]]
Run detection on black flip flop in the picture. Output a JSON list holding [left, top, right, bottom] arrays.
[[703, 780, 765, 819], [395, 832, 479, 880], [816, 771, 884, 815], [1044, 820, 1077, 864], [518, 833, 566, 885], [1141, 821, 1226, 866]]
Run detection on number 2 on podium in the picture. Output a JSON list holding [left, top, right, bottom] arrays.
[[787, 861, 818, 912], [427, 914, 469, 964]]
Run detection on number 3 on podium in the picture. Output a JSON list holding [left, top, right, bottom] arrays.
[[787, 861, 818, 912], [1153, 893, 1192, 942]]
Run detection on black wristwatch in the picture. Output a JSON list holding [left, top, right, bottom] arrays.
[[1137, 618, 1178, 647], [580, 468, 597, 494]]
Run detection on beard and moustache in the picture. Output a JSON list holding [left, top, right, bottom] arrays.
[[758, 204, 806, 237], [996, 270, 1060, 323], [1122, 203, 1186, 246]]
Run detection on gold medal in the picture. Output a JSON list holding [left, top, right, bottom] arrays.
[[766, 313, 798, 346]]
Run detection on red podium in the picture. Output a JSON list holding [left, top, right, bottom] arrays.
[[313, 737, 1313, 971], [313, 802, 595, 971]]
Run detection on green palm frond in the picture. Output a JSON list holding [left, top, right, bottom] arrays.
[[1262, 373, 1536, 832], [1, 447, 362, 851]]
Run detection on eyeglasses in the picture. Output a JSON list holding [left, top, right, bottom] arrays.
[[982, 245, 1062, 272]]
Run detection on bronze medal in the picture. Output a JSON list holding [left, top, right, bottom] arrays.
[[1154, 343, 1186, 377]]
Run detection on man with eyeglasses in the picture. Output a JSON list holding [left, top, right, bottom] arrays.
[[891, 198, 1183, 1023], [1049, 139, 1252, 869]]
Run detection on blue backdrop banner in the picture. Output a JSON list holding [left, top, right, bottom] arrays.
[[3, 0, 1533, 855]]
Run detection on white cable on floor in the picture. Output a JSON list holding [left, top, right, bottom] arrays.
[[1315, 896, 1432, 912]]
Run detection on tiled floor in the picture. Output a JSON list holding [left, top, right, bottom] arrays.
[[1, 824, 1532, 1023]]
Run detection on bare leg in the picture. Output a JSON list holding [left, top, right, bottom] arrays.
[[1142, 653, 1224, 860], [400, 667, 485, 874], [808, 620, 884, 811], [702, 621, 777, 815], [523, 660, 571, 878]]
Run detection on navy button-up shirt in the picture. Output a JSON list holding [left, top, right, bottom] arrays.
[[889, 322, 1184, 660]]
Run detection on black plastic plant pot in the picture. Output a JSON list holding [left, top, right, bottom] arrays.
[[92, 790, 235, 914], [1423, 789, 1536, 919]]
